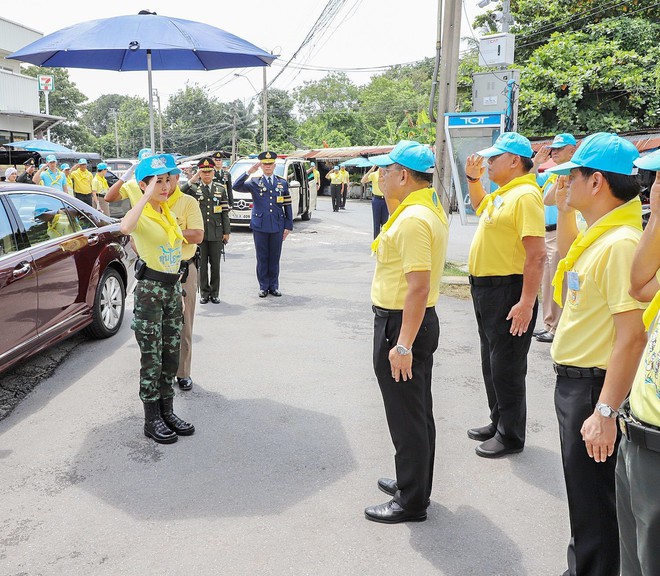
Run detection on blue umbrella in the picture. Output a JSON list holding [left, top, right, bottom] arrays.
[[8, 11, 276, 151], [6, 139, 75, 154]]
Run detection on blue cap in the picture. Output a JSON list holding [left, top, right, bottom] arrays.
[[477, 132, 533, 159], [137, 148, 154, 161], [634, 150, 660, 172], [549, 133, 577, 149], [135, 154, 172, 182], [161, 154, 181, 176], [45, 154, 57, 163], [222, 160, 229, 168], [78, 158, 87, 165], [60, 163, 70, 170], [370, 140, 435, 173], [97, 162, 108, 170], [547, 132, 639, 176], [34, 207, 50, 217], [310, 162, 315, 167]]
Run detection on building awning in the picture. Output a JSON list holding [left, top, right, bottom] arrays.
[[1, 110, 65, 135], [290, 145, 395, 161]]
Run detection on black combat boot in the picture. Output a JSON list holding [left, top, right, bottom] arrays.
[[143, 401, 178, 444], [159, 397, 195, 436]]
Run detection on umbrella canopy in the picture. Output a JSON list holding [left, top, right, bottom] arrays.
[[6, 139, 75, 154], [8, 12, 276, 151], [340, 157, 374, 168]]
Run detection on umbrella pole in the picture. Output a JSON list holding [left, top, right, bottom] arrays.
[[147, 49, 156, 152]]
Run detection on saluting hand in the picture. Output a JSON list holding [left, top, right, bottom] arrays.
[[555, 176, 572, 213], [465, 154, 485, 181], [142, 176, 158, 202], [533, 146, 551, 168], [389, 348, 413, 382], [247, 162, 261, 175]]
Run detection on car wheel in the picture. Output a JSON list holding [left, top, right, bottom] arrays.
[[86, 267, 125, 339], [301, 190, 312, 221]]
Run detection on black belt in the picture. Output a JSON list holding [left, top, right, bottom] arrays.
[[372, 305, 434, 318], [142, 267, 180, 285], [619, 403, 660, 453], [545, 224, 557, 232], [468, 274, 523, 287], [553, 363, 607, 379]]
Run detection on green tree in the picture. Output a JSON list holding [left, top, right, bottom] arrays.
[[82, 94, 129, 138], [116, 96, 150, 156], [257, 88, 298, 152]]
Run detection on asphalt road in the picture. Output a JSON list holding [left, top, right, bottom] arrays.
[[0, 196, 569, 576]]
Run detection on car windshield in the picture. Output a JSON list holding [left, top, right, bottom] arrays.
[[230, 160, 285, 180]]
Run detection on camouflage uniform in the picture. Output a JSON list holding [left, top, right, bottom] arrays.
[[131, 279, 183, 403]]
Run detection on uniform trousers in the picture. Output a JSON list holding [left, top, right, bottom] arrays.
[[199, 240, 222, 299], [555, 374, 620, 576], [253, 230, 283, 291], [330, 184, 342, 212], [132, 279, 183, 403], [616, 428, 660, 576], [470, 276, 536, 448], [372, 195, 389, 239], [541, 229, 562, 334], [75, 192, 93, 207], [373, 306, 439, 511], [341, 186, 347, 208], [177, 261, 197, 379]]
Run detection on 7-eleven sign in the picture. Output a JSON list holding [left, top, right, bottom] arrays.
[[38, 75, 54, 92]]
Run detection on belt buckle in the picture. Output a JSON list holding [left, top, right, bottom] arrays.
[[618, 417, 630, 441]]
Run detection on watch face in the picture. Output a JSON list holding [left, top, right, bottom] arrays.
[[598, 404, 613, 417]]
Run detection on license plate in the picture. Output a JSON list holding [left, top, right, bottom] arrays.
[[231, 211, 251, 220]]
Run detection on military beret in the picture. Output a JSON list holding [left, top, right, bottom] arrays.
[[198, 157, 215, 171], [258, 151, 277, 164], [24, 158, 35, 166]]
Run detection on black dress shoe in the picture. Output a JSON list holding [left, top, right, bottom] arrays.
[[467, 423, 496, 441], [200, 296, 209, 304], [177, 377, 193, 391], [269, 289, 282, 297], [475, 437, 523, 459], [258, 290, 268, 298], [210, 297, 221, 304], [364, 500, 427, 524], [378, 477, 398, 497], [533, 328, 546, 337], [535, 330, 554, 343]]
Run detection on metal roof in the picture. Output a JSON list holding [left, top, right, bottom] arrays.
[[290, 145, 395, 161]]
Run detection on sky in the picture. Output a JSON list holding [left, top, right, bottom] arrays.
[[2, 0, 481, 108]]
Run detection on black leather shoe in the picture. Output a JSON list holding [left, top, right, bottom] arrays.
[[210, 297, 220, 304], [535, 330, 554, 343], [269, 289, 282, 297], [533, 328, 546, 337], [177, 377, 193, 391], [475, 437, 523, 458], [258, 290, 268, 298], [364, 500, 427, 524], [467, 423, 496, 441], [200, 296, 209, 304], [378, 478, 398, 497]]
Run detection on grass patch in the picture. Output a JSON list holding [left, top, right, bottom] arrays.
[[444, 261, 469, 276]]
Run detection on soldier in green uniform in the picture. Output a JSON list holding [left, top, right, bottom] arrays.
[[212, 151, 234, 207], [182, 157, 231, 304]]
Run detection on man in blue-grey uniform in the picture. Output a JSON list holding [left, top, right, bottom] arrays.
[[233, 151, 293, 297]]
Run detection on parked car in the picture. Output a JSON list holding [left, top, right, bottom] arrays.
[[228, 157, 318, 227], [105, 158, 137, 174], [0, 184, 135, 374]]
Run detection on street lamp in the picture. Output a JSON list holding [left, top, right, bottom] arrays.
[[477, 0, 512, 31]]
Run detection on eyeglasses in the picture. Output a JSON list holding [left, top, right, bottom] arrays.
[[379, 165, 404, 175]]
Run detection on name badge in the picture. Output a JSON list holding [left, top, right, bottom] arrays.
[[493, 196, 504, 209], [213, 205, 222, 214], [567, 271, 580, 291], [276, 196, 284, 203]]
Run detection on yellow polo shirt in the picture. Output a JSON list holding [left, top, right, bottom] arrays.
[[119, 180, 143, 206], [328, 172, 343, 185], [630, 292, 660, 426], [371, 203, 448, 310], [70, 168, 93, 195], [65, 175, 73, 195], [368, 171, 383, 197], [468, 174, 545, 276], [92, 174, 109, 196], [131, 209, 183, 274], [168, 189, 203, 261], [551, 225, 645, 369], [339, 169, 349, 185]]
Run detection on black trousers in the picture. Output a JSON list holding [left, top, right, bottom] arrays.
[[341, 186, 347, 208], [199, 240, 222, 299], [75, 192, 93, 206], [373, 306, 439, 511], [555, 374, 620, 576], [330, 184, 341, 212], [470, 277, 537, 448]]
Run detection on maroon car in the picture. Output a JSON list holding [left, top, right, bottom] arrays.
[[0, 184, 135, 374]]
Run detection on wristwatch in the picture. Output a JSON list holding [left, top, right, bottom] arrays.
[[596, 402, 618, 418], [395, 344, 411, 356]]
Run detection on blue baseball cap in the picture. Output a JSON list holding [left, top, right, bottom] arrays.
[[137, 148, 154, 161], [78, 158, 87, 165], [135, 154, 172, 182], [161, 154, 181, 176], [547, 132, 639, 176], [34, 207, 50, 217], [548, 133, 577, 149], [370, 140, 435, 173], [45, 154, 57, 163], [60, 163, 70, 170], [634, 150, 660, 172], [97, 162, 108, 170], [477, 132, 533, 159]]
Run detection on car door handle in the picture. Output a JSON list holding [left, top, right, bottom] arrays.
[[12, 261, 31, 278], [87, 234, 99, 246]]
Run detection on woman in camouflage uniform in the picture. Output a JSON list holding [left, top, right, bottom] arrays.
[[120, 154, 195, 444]]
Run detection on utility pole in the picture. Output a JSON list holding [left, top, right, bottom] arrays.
[[153, 88, 164, 152], [110, 109, 119, 157], [231, 106, 237, 163], [433, 0, 462, 213], [262, 66, 268, 151]]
